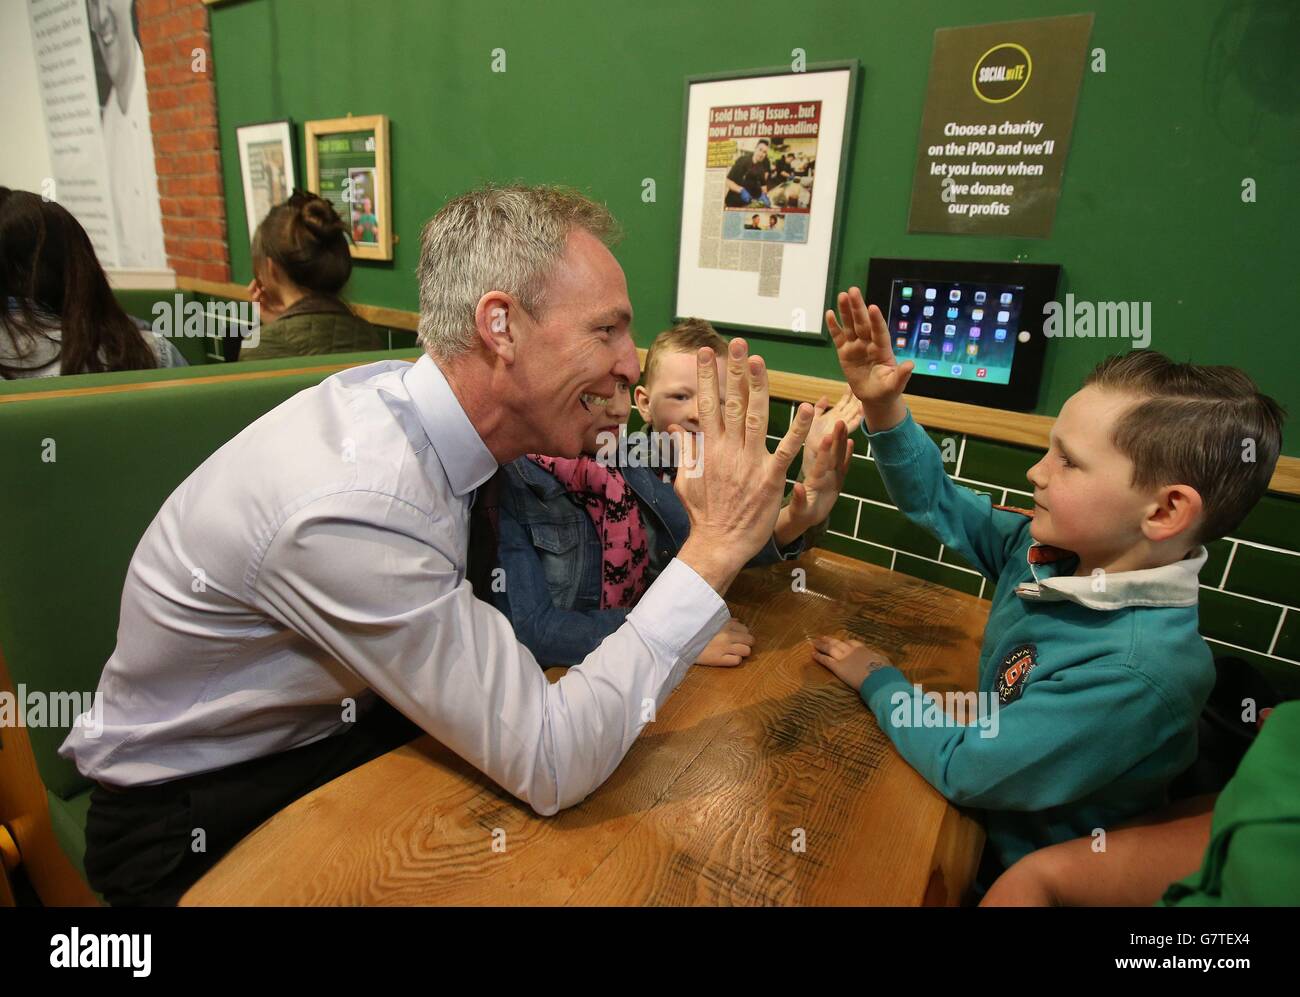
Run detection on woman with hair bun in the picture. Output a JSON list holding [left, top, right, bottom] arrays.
[[245, 190, 383, 359]]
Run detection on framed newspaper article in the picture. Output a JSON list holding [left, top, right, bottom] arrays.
[[304, 114, 393, 261], [674, 61, 858, 341], [235, 120, 297, 247]]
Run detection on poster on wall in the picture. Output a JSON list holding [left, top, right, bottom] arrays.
[[28, 0, 168, 270], [236, 120, 297, 244], [907, 13, 1093, 238], [304, 114, 392, 261], [676, 63, 857, 340]]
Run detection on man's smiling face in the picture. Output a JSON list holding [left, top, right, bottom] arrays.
[[513, 227, 640, 458]]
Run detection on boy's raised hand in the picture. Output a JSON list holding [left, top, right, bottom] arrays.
[[777, 418, 852, 545], [826, 287, 913, 432], [804, 390, 863, 460]]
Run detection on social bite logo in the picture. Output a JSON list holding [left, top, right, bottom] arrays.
[[972, 43, 1032, 103]]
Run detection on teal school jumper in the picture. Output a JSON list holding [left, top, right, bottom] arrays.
[[857, 411, 1215, 869]]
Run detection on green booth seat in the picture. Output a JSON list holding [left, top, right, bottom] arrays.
[[0, 347, 420, 900]]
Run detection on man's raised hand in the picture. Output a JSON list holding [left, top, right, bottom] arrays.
[[670, 338, 813, 596]]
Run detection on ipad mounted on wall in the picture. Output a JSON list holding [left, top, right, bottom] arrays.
[[864, 258, 1061, 411]]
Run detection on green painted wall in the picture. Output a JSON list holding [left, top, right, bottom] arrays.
[[210, 0, 1298, 453]]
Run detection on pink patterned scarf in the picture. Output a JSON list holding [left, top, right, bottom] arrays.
[[527, 454, 649, 609]]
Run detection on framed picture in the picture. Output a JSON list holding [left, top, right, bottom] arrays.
[[304, 114, 393, 261], [236, 119, 297, 247], [674, 61, 858, 341]]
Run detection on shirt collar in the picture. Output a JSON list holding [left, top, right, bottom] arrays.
[[402, 353, 498, 498], [1015, 544, 1208, 610]]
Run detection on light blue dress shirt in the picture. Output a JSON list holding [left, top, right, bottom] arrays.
[[59, 354, 730, 815]]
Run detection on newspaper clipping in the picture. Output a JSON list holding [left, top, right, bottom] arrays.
[[698, 100, 821, 297]]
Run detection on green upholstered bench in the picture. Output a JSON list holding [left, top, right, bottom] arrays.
[[0, 348, 420, 903]]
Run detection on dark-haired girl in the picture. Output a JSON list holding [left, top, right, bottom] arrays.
[[0, 187, 185, 379]]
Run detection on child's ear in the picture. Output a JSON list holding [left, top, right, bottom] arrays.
[[1143, 483, 1204, 545], [633, 384, 652, 424]]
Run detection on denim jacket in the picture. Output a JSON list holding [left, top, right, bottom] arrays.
[[493, 451, 809, 666]]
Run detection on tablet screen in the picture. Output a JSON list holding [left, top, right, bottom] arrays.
[[885, 278, 1026, 386]]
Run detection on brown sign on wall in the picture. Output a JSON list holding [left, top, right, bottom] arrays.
[[908, 13, 1093, 239]]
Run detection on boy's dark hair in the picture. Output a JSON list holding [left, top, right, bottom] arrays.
[[1085, 351, 1285, 543], [642, 318, 728, 390]]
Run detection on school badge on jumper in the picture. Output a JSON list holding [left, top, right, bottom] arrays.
[[996, 644, 1038, 705]]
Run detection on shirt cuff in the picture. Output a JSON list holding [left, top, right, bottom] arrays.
[[627, 557, 730, 670], [778, 533, 806, 559], [864, 409, 926, 467], [858, 665, 910, 711]]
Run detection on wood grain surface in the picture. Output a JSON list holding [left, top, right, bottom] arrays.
[[182, 549, 989, 906]]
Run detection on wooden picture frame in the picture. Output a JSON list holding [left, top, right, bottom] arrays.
[[304, 114, 393, 261], [235, 119, 297, 246]]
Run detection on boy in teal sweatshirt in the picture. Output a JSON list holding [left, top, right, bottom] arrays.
[[811, 287, 1286, 877]]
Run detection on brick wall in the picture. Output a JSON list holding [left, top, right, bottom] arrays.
[[138, 0, 229, 282]]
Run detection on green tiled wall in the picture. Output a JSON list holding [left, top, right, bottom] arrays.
[[757, 398, 1300, 697]]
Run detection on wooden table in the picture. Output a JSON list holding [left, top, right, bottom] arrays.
[[182, 549, 989, 906]]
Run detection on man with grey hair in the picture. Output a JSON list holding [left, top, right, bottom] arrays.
[[61, 184, 830, 906]]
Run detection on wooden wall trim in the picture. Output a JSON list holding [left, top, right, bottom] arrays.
[[145, 277, 1294, 497]]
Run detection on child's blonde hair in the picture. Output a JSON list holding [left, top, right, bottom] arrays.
[[642, 318, 728, 390]]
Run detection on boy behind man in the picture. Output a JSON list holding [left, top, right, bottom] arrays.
[[813, 288, 1285, 878]]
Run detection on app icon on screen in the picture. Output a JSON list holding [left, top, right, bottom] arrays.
[[918, 338, 930, 350], [967, 343, 979, 356], [974, 291, 987, 304], [901, 304, 910, 315], [969, 327, 981, 339], [972, 308, 984, 321], [925, 288, 937, 300], [928, 362, 939, 371], [977, 368, 987, 378], [946, 307, 958, 320], [896, 337, 907, 348], [951, 365, 963, 376], [899, 320, 909, 331], [1000, 292, 1013, 305], [995, 328, 1007, 341], [902, 286, 913, 298], [921, 322, 932, 334], [997, 310, 1010, 323], [942, 341, 954, 354], [923, 305, 934, 317], [944, 324, 956, 336], [949, 290, 961, 302]]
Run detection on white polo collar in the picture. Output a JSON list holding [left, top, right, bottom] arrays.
[[1015, 544, 1207, 610]]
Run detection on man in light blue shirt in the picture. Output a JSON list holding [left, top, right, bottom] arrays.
[[60, 184, 824, 905]]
